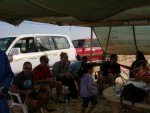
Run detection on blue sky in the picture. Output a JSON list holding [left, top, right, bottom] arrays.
[[0, 21, 94, 40]]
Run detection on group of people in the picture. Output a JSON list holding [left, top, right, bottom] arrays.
[[1, 48, 149, 113], [0, 49, 98, 113], [98, 51, 150, 93]]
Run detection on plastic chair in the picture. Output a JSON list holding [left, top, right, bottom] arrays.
[[9, 91, 44, 113]]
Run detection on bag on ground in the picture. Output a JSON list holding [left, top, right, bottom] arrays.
[[120, 83, 148, 110]]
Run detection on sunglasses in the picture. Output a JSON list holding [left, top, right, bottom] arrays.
[[42, 60, 49, 63], [24, 67, 32, 70]]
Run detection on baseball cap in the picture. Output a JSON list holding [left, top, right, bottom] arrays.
[[40, 56, 49, 62]]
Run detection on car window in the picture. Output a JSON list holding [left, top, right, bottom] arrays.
[[84, 40, 91, 48], [36, 36, 55, 51], [93, 39, 100, 47], [48, 38, 55, 50], [0, 37, 16, 51], [53, 36, 69, 49], [13, 37, 35, 53], [72, 40, 85, 48]]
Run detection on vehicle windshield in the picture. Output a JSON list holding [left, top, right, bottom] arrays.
[[72, 40, 85, 48], [0, 37, 16, 51]]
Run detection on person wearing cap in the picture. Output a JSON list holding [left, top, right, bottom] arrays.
[[32, 55, 63, 101]]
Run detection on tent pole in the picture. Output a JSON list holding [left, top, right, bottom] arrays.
[[92, 27, 103, 51], [103, 25, 111, 62], [90, 27, 93, 63], [132, 26, 138, 51]]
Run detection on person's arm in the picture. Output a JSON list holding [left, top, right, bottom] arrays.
[[10, 84, 32, 95], [117, 64, 121, 74], [52, 62, 64, 79], [45, 67, 54, 81], [135, 75, 150, 83], [100, 62, 107, 76], [87, 75, 98, 94], [69, 63, 74, 75], [0, 51, 14, 89], [129, 61, 136, 77], [10, 75, 32, 95]]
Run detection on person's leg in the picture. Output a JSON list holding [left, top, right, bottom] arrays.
[[25, 98, 38, 113], [39, 85, 50, 105], [80, 107, 86, 113], [81, 97, 89, 113], [38, 86, 55, 111], [49, 80, 62, 98], [108, 73, 115, 86], [97, 74, 104, 94], [86, 96, 98, 113], [61, 77, 78, 99], [67, 77, 78, 98], [37, 92, 48, 107], [26, 91, 48, 113], [86, 104, 96, 113]]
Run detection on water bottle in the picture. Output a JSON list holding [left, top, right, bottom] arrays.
[[115, 82, 120, 97]]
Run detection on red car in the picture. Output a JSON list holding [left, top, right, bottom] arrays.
[[72, 38, 103, 62]]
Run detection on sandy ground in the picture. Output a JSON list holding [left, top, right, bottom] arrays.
[[8, 92, 150, 113], [8, 55, 150, 113]]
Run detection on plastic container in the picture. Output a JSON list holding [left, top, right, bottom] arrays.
[[115, 82, 120, 97]]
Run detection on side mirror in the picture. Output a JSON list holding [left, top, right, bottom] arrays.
[[9, 48, 21, 56]]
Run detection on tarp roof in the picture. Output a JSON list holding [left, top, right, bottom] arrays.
[[1, 0, 150, 26], [1, 0, 150, 55]]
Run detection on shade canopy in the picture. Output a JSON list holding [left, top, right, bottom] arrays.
[[1, 0, 150, 26], [94, 26, 150, 55], [1, 0, 150, 55]]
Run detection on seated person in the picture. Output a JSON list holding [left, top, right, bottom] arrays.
[[52, 52, 78, 99], [129, 51, 146, 78], [130, 51, 150, 83], [10, 62, 54, 113], [69, 56, 88, 89], [98, 54, 121, 86], [32, 55, 62, 101]]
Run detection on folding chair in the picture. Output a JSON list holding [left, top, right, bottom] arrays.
[[9, 91, 44, 113]]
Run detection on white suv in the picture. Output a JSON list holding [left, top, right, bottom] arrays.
[[0, 34, 76, 74]]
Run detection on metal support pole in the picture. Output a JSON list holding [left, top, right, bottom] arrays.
[[90, 27, 93, 63], [62, 86, 70, 113], [132, 26, 138, 51]]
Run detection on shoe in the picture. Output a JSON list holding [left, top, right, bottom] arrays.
[[45, 106, 56, 112]]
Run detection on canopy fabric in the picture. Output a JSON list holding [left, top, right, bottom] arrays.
[[93, 26, 150, 55], [1, 0, 150, 26], [1, 0, 150, 55]]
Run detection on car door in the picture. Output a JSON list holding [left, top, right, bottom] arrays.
[[92, 39, 103, 61], [83, 40, 93, 61], [36, 36, 75, 66], [52, 36, 75, 63], [35, 36, 59, 68], [10, 37, 41, 74], [72, 39, 85, 58]]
